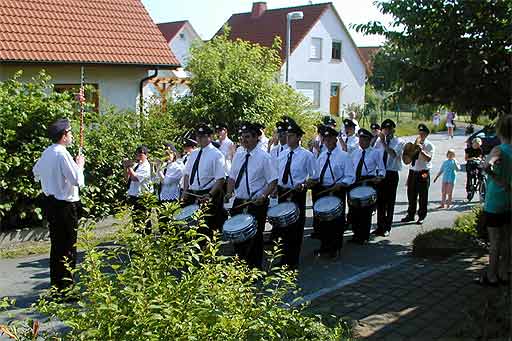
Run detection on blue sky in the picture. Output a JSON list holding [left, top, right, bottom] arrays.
[[141, 0, 392, 46]]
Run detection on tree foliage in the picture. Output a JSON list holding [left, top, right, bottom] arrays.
[[170, 30, 320, 141], [356, 0, 512, 117]]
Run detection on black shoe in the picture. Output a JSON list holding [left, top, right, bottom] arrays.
[[416, 218, 424, 225], [371, 229, 388, 237], [401, 216, 414, 223]]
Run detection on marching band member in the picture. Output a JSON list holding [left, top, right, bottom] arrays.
[[159, 143, 184, 203], [225, 122, 278, 268], [182, 123, 227, 237], [347, 111, 360, 132], [370, 123, 382, 148], [310, 125, 355, 257], [349, 129, 386, 244], [33, 118, 85, 292], [312, 116, 337, 157], [255, 123, 269, 152], [276, 120, 316, 268], [270, 120, 288, 167], [339, 119, 359, 156], [215, 122, 235, 172], [373, 119, 404, 237], [181, 137, 197, 165], [401, 124, 435, 225]]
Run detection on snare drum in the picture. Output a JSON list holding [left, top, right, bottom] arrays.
[[174, 204, 200, 224], [267, 202, 299, 229], [348, 186, 377, 208], [313, 196, 343, 221], [223, 214, 257, 244]]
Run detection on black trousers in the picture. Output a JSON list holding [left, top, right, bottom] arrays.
[[406, 170, 430, 220], [231, 198, 268, 269], [377, 170, 399, 232], [182, 188, 226, 238], [275, 187, 307, 268], [44, 196, 80, 291], [349, 179, 376, 242], [313, 185, 346, 253]]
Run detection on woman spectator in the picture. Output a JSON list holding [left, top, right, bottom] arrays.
[[159, 143, 185, 203], [445, 111, 456, 139], [477, 114, 512, 286]]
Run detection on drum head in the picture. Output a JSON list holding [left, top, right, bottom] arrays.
[[223, 214, 255, 232], [267, 202, 297, 217], [175, 204, 200, 221], [314, 196, 342, 213], [350, 186, 376, 199]]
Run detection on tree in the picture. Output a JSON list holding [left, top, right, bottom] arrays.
[[355, 0, 512, 118], [170, 29, 319, 140]]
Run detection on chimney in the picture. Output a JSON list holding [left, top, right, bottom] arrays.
[[251, 2, 267, 19]]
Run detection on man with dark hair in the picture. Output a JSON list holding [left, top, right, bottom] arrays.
[[215, 122, 235, 171], [339, 118, 359, 156], [226, 122, 277, 268], [270, 119, 288, 167], [182, 123, 227, 236], [33, 118, 85, 292]]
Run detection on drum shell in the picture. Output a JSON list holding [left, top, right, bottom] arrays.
[[348, 186, 377, 208], [222, 214, 257, 244], [313, 196, 343, 222], [267, 202, 299, 229]]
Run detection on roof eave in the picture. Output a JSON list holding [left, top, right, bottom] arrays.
[[0, 59, 181, 69]]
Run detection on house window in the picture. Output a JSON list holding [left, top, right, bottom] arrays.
[[331, 41, 342, 61], [295, 81, 320, 108], [54, 84, 99, 112], [310, 37, 322, 60]]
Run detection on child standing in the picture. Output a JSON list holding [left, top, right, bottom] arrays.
[[434, 149, 460, 208]]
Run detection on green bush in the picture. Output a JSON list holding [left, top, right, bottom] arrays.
[[0, 71, 75, 229], [453, 205, 485, 238], [21, 203, 349, 340]]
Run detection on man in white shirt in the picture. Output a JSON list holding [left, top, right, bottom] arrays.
[[370, 123, 383, 148], [255, 123, 269, 152], [310, 125, 355, 257], [182, 123, 227, 235], [348, 111, 360, 132], [373, 119, 404, 237], [401, 124, 435, 225], [33, 118, 85, 292], [276, 120, 316, 268], [124, 145, 153, 233], [269, 120, 288, 168], [215, 122, 235, 172], [339, 119, 359, 156], [349, 128, 386, 244], [226, 122, 277, 268]]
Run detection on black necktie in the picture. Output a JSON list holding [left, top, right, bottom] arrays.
[[282, 150, 294, 185], [319, 151, 332, 184], [127, 164, 140, 189], [235, 153, 250, 195], [190, 149, 202, 186], [383, 147, 388, 168], [356, 150, 366, 180]]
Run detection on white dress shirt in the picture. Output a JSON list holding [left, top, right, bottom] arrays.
[[375, 136, 405, 172], [277, 146, 316, 188], [229, 147, 278, 200], [412, 139, 435, 171], [313, 147, 355, 187], [352, 146, 386, 178], [184, 143, 226, 191], [340, 134, 360, 156], [33, 144, 84, 202], [127, 159, 153, 197], [217, 137, 234, 160], [257, 135, 269, 152], [160, 161, 185, 201]]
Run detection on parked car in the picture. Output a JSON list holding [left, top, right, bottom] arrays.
[[466, 125, 500, 155]]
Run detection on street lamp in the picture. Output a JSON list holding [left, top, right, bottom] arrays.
[[285, 11, 304, 84]]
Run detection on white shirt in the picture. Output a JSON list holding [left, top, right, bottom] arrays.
[[258, 135, 269, 152], [229, 147, 278, 200], [352, 146, 386, 178], [376, 136, 404, 172], [184, 143, 226, 191], [160, 161, 185, 201], [33, 144, 84, 202], [270, 143, 288, 161], [277, 146, 316, 188], [412, 139, 435, 171], [340, 134, 359, 156], [217, 137, 234, 160], [127, 160, 153, 197], [313, 147, 355, 187]]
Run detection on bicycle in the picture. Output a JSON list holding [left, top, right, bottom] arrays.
[[466, 160, 486, 202]]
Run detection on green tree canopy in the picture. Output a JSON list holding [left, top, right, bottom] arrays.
[[356, 0, 512, 117]]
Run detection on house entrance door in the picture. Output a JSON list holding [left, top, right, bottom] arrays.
[[329, 84, 340, 116]]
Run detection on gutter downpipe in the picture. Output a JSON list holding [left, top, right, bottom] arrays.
[[139, 69, 158, 115]]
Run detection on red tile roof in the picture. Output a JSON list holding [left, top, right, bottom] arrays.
[[358, 46, 381, 74], [218, 3, 330, 62], [0, 0, 179, 66], [157, 21, 188, 43]]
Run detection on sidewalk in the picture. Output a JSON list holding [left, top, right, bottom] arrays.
[[308, 252, 509, 340]]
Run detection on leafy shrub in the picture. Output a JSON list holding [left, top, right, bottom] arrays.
[[0, 71, 75, 229], [24, 203, 349, 340], [412, 228, 479, 259], [453, 205, 486, 239]]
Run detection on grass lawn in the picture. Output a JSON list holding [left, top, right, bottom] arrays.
[[357, 111, 445, 137]]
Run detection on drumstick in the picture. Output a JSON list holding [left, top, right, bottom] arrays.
[[182, 191, 205, 199], [316, 186, 336, 197], [231, 199, 257, 211], [279, 188, 295, 199]]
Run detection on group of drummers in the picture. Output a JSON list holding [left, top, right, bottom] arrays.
[[125, 115, 435, 270]]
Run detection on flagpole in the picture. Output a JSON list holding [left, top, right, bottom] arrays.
[[78, 65, 85, 156]]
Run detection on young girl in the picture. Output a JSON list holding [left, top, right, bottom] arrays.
[[433, 149, 460, 208]]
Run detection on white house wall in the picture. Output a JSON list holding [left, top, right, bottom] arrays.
[[0, 63, 148, 112], [283, 7, 366, 115], [169, 25, 198, 67]]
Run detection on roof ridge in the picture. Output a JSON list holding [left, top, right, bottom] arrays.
[[157, 20, 188, 25], [230, 2, 332, 17]]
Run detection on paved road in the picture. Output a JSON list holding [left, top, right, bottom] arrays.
[[0, 129, 477, 328]]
